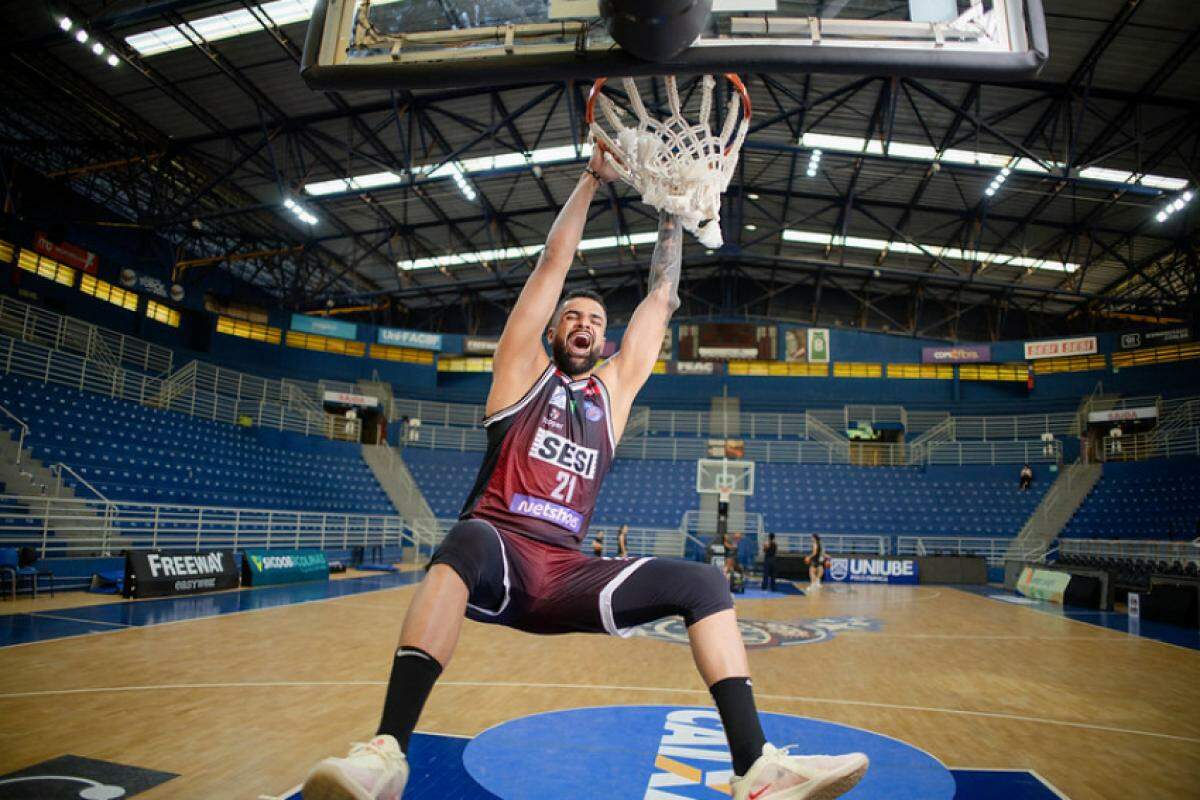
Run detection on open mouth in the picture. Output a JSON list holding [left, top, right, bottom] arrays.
[[568, 331, 592, 353]]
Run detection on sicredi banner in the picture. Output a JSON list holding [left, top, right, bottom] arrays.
[[826, 557, 918, 585], [378, 326, 443, 351], [291, 313, 358, 340], [1120, 328, 1189, 349], [1023, 335, 1098, 360], [124, 550, 239, 598], [242, 549, 329, 586], [1016, 566, 1071, 603]]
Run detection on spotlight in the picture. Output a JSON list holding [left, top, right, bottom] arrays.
[[747, 193, 759, 200], [283, 197, 296, 209], [59, 17, 72, 31], [75, 29, 88, 43], [985, 188, 996, 197], [1155, 211, 1167, 222], [1184, 191, 1194, 202], [107, 54, 119, 67], [744, 224, 757, 231], [92, 42, 104, 56]]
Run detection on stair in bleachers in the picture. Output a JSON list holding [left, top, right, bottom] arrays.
[[0, 374, 393, 515], [1062, 457, 1200, 540]]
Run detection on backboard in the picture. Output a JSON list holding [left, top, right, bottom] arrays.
[[696, 458, 755, 496], [303, 0, 1048, 91]]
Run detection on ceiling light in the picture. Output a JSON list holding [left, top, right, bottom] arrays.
[[985, 188, 996, 197], [745, 224, 757, 231], [283, 197, 296, 209], [107, 54, 119, 67], [75, 29, 88, 43], [1172, 199, 1184, 211], [747, 193, 759, 200], [59, 17, 72, 31], [92, 42, 104, 55], [1182, 190, 1193, 202], [1155, 211, 1168, 223]]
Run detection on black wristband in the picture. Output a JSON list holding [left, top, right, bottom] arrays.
[[584, 166, 604, 185]]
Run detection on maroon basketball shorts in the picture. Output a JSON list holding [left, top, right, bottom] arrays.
[[429, 518, 733, 636]]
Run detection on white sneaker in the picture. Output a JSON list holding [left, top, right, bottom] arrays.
[[302, 735, 409, 800], [730, 743, 868, 800]]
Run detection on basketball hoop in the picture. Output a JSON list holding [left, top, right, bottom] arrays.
[[586, 74, 751, 249]]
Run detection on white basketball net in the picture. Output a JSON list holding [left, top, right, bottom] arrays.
[[589, 75, 749, 249]]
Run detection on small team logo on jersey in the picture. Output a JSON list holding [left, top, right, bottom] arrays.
[[630, 616, 879, 649], [549, 385, 568, 409], [583, 399, 604, 422]]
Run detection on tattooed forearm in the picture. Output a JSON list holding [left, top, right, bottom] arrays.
[[649, 210, 683, 313]]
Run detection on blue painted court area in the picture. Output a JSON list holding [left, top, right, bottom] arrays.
[[282, 713, 1066, 799], [957, 585, 1200, 651], [0, 571, 423, 647]]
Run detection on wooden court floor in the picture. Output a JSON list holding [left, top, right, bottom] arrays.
[[0, 580, 1197, 799]]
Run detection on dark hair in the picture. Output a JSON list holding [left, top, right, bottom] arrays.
[[560, 288, 605, 310], [768, 533, 775, 540], [813, 533, 822, 542]]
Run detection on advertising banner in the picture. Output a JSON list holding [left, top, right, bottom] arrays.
[[1087, 407, 1157, 424], [123, 550, 239, 598], [1016, 566, 1071, 603], [463, 336, 499, 355], [378, 326, 443, 351], [807, 328, 831, 363], [1023, 336, 1097, 360], [34, 231, 99, 274], [291, 313, 358, 340], [921, 345, 991, 363], [323, 390, 379, 408], [825, 557, 918, 585], [1119, 328, 1190, 350], [674, 360, 716, 376], [242, 549, 329, 586], [783, 327, 808, 362]]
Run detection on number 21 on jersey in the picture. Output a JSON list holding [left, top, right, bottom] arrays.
[[550, 470, 578, 503]]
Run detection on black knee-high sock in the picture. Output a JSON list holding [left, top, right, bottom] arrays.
[[710, 676, 767, 777], [377, 646, 443, 752]]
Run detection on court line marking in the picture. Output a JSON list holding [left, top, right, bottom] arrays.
[[949, 587, 1200, 654], [837, 633, 1142, 642], [1, 679, 1196, 745]]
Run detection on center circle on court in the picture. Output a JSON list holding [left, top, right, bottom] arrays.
[[462, 705, 956, 799]]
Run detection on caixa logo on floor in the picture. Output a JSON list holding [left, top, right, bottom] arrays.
[[827, 558, 919, 585]]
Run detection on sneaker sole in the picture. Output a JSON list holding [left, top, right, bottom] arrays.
[[807, 760, 868, 800], [301, 761, 374, 800]]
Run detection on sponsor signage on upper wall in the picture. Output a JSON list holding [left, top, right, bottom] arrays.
[[783, 326, 831, 363], [322, 390, 379, 408], [463, 336, 499, 355], [1119, 328, 1190, 350], [1087, 407, 1158, 423], [291, 313, 358, 340], [921, 345, 992, 363], [826, 557, 919, 585], [378, 326, 443, 351], [34, 231, 99, 274], [242, 549, 329, 586], [674, 360, 716, 376], [1023, 335, 1098, 360], [123, 549, 239, 598], [807, 328, 831, 363]]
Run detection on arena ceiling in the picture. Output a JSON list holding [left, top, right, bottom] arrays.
[[1, 1, 1198, 339]]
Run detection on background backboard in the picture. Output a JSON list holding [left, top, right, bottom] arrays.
[[303, 0, 1048, 91]]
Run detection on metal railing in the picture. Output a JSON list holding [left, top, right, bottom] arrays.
[[364, 443, 441, 558], [0, 294, 174, 375], [681, 509, 765, 539], [0, 495, 412, 558], [895, 536, 1018, 566], [926, 439, 1062, 465], [0, 402, 29, 465], [948, 412, 1077, 440], [772, 533, 888, 557], [1099, 428, 1200, 461], [1007, 460, 1101, 557], [0, 333, 359, 441], [1059, 538, 1200, 565]]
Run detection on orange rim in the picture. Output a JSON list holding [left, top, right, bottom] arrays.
[[585, 74, 751, 157]]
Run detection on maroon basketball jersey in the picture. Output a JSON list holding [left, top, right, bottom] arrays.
[[461, 364, 617, 547]]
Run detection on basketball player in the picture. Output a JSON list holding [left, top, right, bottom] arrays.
[[301, 151, 868, 800], [617, 523, 629, 558], [591, 530, 605, 557], [806, 533, 826, 589]]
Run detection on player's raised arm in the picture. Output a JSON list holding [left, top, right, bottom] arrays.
[[487, 151, 616, 414], [601, 211, 682, 429]]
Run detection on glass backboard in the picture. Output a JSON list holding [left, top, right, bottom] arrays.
[[303, 0, 1048, 90]]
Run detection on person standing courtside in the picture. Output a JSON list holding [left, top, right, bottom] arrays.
[[617, 523, 629, 558], [761, 533, 778, 592], [592, 530, 605, 558]]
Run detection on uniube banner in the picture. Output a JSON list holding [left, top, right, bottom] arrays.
[[123, 550, 239, 598], [921, 345, 991, 363], [825, 557, 918, 585], [1023, 336, 1098, 360], [378, 326, 443, 351], [242, 549, 329, 586]]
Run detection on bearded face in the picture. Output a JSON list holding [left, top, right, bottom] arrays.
[[548, 297, 606, 377]]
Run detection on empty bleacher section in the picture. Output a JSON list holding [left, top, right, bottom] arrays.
[[1062, 458, 1200, 540], [0, 374, 392, 514], [750, 464, 1047, 536]]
